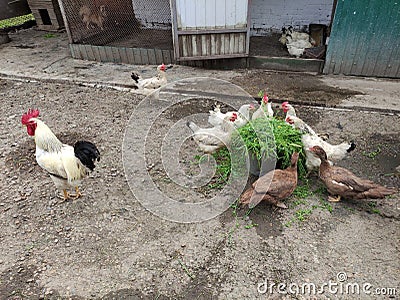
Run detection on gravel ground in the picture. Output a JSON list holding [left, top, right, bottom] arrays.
[[0, 75, 399, 299]]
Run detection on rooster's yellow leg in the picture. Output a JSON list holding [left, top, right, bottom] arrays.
[[328, 195, 341, 202], [62, 189, 71, 200], [71, 187, 83, 199]]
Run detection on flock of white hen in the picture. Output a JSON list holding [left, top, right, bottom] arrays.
[[186, 95, 356, 173], [279, 26, 316, 58]]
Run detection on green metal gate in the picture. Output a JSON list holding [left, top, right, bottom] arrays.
[[324, 0, 400, 78]]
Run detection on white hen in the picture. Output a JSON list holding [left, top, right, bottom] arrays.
[[286, 35, 312, 58], [285, 116, 356, 172], [131, 63, 171, 90], [187, 114, 238, 154], [208, 103, 254, 128], [281, 101, 297, 119], [252, 93, 274, 120]]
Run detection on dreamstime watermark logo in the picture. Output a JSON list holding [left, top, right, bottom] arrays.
[[257, 272, 397, 296], [122, 77, 276, 223]]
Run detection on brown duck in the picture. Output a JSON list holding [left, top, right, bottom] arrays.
[[240, 152, 299, 209], [309, 146, 397, 202]]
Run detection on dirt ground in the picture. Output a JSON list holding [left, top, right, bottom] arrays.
[[0, 66, 399, 300]]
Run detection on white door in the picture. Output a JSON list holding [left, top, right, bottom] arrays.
[[170, 0, 250, 61]]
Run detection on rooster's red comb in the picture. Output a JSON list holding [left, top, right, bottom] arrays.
[[281, 101, 289, 107], [21, 109, 40, 125]]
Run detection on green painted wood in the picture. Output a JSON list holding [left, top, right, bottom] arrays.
[[324, 0, 400, 78]]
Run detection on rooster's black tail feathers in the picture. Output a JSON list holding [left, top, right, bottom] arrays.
[[74, 141, 100, 171], [131, 72, 140, 83]]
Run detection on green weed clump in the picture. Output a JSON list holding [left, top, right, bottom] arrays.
[[231, 117, 307, 177], [0, 14, 35, 29], [191, 116, 307, 190]]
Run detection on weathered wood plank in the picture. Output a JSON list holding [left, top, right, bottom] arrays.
[[92, 46, 101, 62], [133, 48, 142, 64], [119, 48, 129, 64], [147, 49, 157, 65], [140, 49, 149, 64], [155, 49, 164, 64], [126, 48, 135, 64], [105, 47, 114, 62]]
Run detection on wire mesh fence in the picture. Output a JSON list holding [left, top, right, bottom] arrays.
[[60, 0, 173, 50]]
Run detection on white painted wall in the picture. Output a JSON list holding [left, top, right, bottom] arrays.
[[250, 0, 334, 35], [176, 0, 248, 30], [132, 0, 171, 29], [132, 0, 334, 35]]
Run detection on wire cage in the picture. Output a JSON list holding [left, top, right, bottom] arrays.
[[59, 0, 174, 64]]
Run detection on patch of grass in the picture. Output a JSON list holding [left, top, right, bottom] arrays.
[[291, 199, 308, 207], [43, 33, 56, 38], [227, 199, 241, 245], [293, 184, 312, 199], [368, 201, 381, 214], [314, 184, 328, 198], [318, 200, 333, 213], [244, 222, 258, 229], [192, 149, 232, 190], [0, 14, 35, 29], [362, 145, 381, 159], [344, 206, 355, 213], [295, 208, 313, 221]]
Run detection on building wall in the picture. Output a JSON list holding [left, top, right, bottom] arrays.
[[132, 0, 334, 34], [250, 0, 334, 35], [132, 0, 171, 29]]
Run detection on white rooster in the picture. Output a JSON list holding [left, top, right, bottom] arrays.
[[21, 109, 100, 200]]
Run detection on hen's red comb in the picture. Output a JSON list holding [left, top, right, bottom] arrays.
[[159, 63, 166, 71], [21, 109, 40, 125], [281, 101, 289, 107]]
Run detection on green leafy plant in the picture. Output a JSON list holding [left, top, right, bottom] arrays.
[[362, 145, 381, 159], [293, 184, 312, 199], [231, 117, 307, 177], [295, 208, 313, 221], [44, 33, 56, 38], [0, 14, 34, 29]]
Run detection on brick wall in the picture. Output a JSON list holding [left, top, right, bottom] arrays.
[[250, 0, 334, 35]]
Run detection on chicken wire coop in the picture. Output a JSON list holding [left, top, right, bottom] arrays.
[[58, 0, 329, 70], [59, 0, 174, 64]]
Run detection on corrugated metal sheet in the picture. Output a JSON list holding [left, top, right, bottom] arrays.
[[324, 0, 400, 78], [171, 0, 250, 61]]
